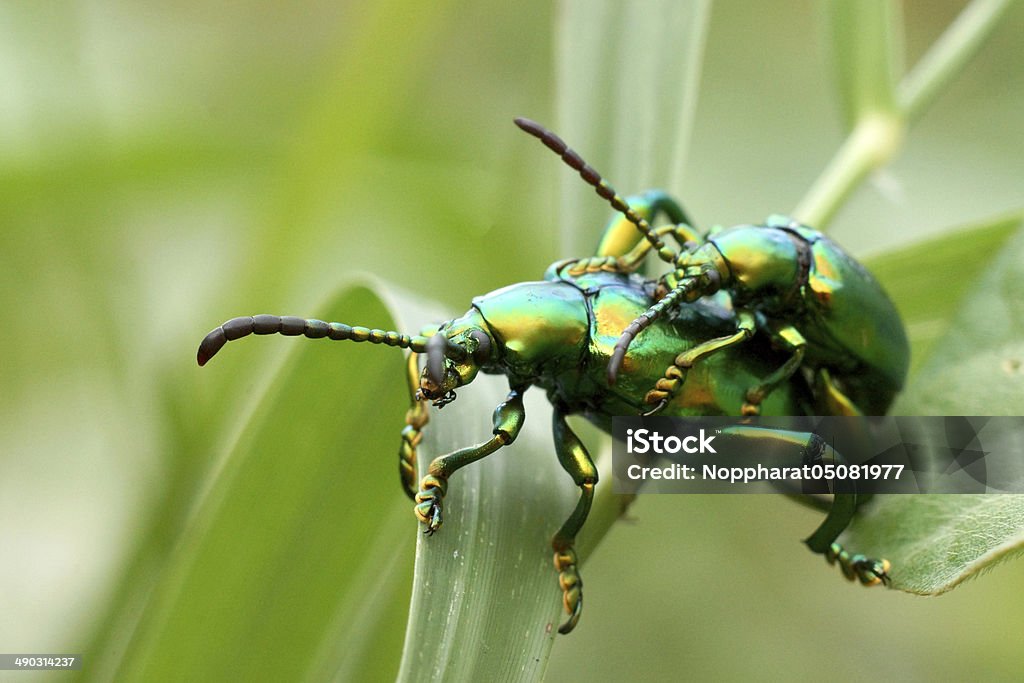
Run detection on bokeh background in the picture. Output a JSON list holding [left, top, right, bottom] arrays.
[[1, 1, 1022, 680]]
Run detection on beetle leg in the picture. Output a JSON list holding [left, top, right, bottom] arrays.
[[399, 349, 429, 500], [550, 408, 598, 634], [799, 435, 891, 586], [643, 310, 757, 414], [809, 370, 889, 582], [615, 224, 703, 274], [559, 222, 704, 278], [557, 224, 704, 279], [414, 386, 527, 534], [558, 254, 630, 277], [716, 426, 890, 587], [595, 190, 696, 260], [815, 368, 864, 416], [825, 543, 891, 587], [555, 190, 698, 280], [742, 324, 807, 416]]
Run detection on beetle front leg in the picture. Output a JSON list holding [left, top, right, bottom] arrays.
[[399, 325, 445, 499], [558, 225, 703, 279], [550, 407, 598, 634], [414, 386, 526, 534]]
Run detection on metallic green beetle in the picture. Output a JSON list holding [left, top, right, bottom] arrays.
[[198, 118, 907, 634]]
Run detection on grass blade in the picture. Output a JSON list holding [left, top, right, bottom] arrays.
[[106, 284, 420, 681]]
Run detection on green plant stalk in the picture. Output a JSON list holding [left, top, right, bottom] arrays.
[[795, 0, 1012, 228], [794, 112, 904, 229], [898, 0, 1015, 120], [825, 0, 900, 125]]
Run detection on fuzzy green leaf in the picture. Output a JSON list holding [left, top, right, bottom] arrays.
[[842, 215, 1024, 595], [864, 213, 1023, 375]]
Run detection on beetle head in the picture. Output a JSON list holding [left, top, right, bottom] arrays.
[[417, 309, 493, 408]]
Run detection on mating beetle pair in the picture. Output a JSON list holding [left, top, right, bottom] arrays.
[[198, 118, 909, 634]]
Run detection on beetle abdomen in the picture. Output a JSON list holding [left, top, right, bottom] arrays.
[[802, 235, 910, 394]]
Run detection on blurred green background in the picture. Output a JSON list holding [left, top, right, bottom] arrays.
[[1, 1, 1022, 680]]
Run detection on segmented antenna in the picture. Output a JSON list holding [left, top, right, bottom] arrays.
[[197, 315, 430, 366], [606, 271, 718, 384], [514, 117, 678, 267]]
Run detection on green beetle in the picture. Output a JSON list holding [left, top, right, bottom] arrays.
[[198, 118, 906, 633], [513, 118, 910, 419]]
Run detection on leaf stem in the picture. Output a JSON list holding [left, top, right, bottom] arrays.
[[793, 113, 904, 228], [898, 0, 1015, 121], [794, 0, 1012, 228]]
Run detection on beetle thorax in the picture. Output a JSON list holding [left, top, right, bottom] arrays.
[[471, 280, 589, 380]]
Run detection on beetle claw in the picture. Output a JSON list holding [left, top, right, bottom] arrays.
[[558, 592, 583, 635], [415, 475, 447, 534], [641, 399, 668, 416]]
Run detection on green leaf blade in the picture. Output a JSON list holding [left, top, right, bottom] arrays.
[[844, 495, 1024, 595], [864, 212, 1023, 375], [556, 0, 710, 254], [398, 388, 577, 681], [111, 285, 416, 682], [843, 214, 1024, 596], [894, 216, 1024, 414]]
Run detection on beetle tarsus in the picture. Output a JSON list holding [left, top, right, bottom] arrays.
[[414, 474, 447, 534], [826, 542, 891, 587], [553, 547, 583, 634]]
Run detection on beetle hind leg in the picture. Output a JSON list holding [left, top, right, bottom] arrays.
[[798, 434, 891, 588], [825, 543, 891, 586], [551, 408, 597, 634]]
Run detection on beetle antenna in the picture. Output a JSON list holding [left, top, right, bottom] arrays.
[[197, 315, 431, 366], [607, 276, 707, 384], [514, 117, 678, 267]]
